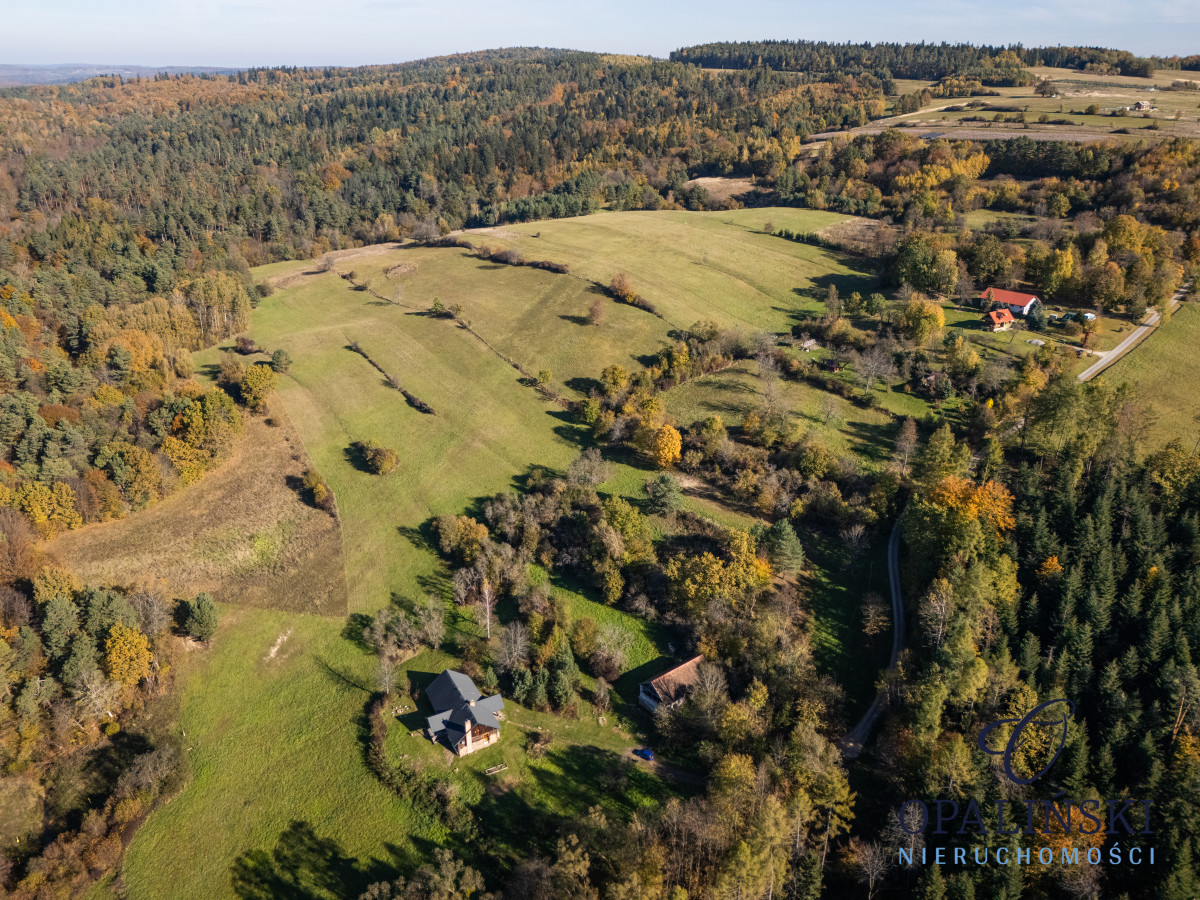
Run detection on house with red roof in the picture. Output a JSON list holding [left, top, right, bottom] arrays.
[[979, 287, 1039, 317], [983, 308, 1015, 332]]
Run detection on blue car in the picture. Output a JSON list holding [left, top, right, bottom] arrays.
[[633, 748, 655, 761]]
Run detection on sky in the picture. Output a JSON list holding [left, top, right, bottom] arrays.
[[2, 0, 1198, 67]]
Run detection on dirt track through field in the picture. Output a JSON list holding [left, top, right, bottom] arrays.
[[266, 242, 405, 290]]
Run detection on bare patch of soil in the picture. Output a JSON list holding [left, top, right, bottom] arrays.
[[385, 261, 418, 278]]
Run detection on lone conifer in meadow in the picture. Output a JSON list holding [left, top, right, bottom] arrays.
[[186, 592, 219, 642]]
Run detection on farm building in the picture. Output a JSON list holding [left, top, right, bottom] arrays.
[[639, 656, 704, 712], [425, 670, 504, 756], [983, 308, 1015, 332], [1133, 100, 1154, 111], [979, 287, 1039, 317]]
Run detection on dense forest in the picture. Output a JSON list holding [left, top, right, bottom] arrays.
[[669, 40, 1197, 79]]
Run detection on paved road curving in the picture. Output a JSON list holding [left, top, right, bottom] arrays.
[[840, 519, 904, 758], [1078, 286, 1188, 382]]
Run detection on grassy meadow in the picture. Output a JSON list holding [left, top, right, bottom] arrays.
[[1099, 300, 1200, 450], [93, 209, 907, 898], [823, 66, 1200, 144]]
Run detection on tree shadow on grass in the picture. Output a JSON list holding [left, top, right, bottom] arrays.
[[841, 418, 900, 463], [468, 743, 632, 865], [397, 522, 437, 553], [315, 656, 373, 694], [565, 375, 601, 395], [343, 442, 379, 474], [417, 571, 453, 599], [341, 613, 374, 651], [230, 820, 396, 900]]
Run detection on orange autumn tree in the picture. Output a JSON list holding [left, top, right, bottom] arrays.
[[903, 475, 1015, 569]]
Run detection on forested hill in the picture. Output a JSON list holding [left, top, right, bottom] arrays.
[[670, 40, 1034, 85], [0, 48, 885, 529], [0, 49, 880, 288], [0, 64, 238, 87], [669, 39, 1191, 80]]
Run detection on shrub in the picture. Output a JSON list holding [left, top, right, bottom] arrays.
[[302, 468, 337, 515], [235, 336, 257, 354], [354, 439, 400, 475], [646, 473, 683, 515], [270, 349, 292, 373]]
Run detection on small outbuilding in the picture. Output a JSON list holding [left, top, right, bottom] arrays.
[[425, 670, 504, 756], [639, 656, 704, 712]]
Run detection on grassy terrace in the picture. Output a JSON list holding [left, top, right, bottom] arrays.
[[1099, 300, 1200, 449]]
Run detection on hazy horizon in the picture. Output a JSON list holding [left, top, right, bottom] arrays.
[[4, 0, 1199, 70]]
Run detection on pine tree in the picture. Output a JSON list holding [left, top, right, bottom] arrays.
[[529, 669, 549, 710], [510, 667, 532, 705], [549, 669, 574, 710], [766, 520, 805, 575], [185, 593, 219, 641], [61, 634, 99, 690], [919, 864, 946, 900]]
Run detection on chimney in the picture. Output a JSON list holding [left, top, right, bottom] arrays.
[[469, 699, 475, 707]]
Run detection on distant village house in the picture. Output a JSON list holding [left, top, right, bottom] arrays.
[[425, 670, 504, 756], [979, 287, 1039, 317], [639, 656, 704, 712]]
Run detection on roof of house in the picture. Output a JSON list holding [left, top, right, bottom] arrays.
[[641, 655, 704, 705], [984, 308, 1015, 326], [426, 669, 481, 711], [425, 670, 503, 739], [979, 287, 1039, 307]]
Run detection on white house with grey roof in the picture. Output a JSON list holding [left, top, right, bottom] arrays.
[[424, 670, 504, 756]]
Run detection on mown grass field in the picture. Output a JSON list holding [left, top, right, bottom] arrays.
[[121, 608, 422, 900], [844, 66, 1200, 144], [103, 209, 899, 898], [461, 208, 879, 333], [1099, 301, 1200, 449]]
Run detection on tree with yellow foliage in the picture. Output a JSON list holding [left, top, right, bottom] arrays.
[[901, 299, 946, 344], [105, 623, 152, 689], [96, 442, 162, 510], [650, 424, 682, 469], [903, 475, 1014, 570], [239, 363, 277, 413], [32, 565, 81, 605], [12, 481, 82, 538]]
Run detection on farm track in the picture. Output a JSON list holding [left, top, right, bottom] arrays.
[[840, 519, 903, 758]]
